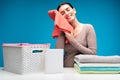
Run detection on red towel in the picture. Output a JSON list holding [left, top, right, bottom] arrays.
[[48, 10, 73, 43]]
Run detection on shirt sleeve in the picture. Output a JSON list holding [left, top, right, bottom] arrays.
[[55, 31, 65, 49], [69, 24, 97, 55]]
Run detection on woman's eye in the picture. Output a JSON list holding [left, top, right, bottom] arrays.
[[66, 8, 70, 11], [61, 12, 65, 15]]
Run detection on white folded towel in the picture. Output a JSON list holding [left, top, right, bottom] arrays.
[[74, 55, 120, 63]]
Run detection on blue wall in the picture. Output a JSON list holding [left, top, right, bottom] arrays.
[[0, 0, 120, 67]]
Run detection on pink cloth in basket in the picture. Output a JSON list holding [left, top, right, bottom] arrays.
[[2, 43, 50, 47]]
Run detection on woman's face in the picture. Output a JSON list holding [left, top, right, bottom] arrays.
[[58, 4, 76, 23]]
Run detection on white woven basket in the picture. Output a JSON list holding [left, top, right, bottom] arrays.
[[2, 43, 50, 74]]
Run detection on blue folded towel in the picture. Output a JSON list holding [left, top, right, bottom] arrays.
[[80, 67, 120, 71]]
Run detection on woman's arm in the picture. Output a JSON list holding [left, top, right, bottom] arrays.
[[55, 31, 65, 49], [66, 25, 97, 54]]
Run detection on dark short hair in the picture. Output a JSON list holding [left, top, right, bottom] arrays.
[[57, 2, 73, 11]]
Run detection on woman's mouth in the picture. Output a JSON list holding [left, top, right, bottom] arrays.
[[66, 14, 72, 19]]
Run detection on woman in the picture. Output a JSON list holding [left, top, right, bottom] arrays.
[[55, 2, 97, 67]]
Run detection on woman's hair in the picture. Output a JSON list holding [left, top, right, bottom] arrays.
[[57, 2, 73, 11]]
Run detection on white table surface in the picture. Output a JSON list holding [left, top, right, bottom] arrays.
[[0, 68, 120, 80]]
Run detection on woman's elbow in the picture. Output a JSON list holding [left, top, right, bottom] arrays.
[[91, 49, 96, 55]]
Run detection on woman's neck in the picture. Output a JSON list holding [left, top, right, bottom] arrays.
[[69, 18, 80, 29]]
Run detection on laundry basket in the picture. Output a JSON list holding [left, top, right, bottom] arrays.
[[2, 43, 50, 74]]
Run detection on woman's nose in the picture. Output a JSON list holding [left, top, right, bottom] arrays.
[[64, 11, 69, 15]]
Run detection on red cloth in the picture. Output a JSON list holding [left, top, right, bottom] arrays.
[[48, 10, 73, 43]]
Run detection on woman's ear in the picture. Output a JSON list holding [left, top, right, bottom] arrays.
[[73, 8, 76, 14]]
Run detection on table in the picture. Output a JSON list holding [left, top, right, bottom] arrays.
[[0, 68, 120, 80]]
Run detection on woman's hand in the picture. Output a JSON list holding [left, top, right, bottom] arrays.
[[65, 32, 74, 41]]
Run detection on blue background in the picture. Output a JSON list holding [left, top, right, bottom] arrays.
[[0, 0, 120, 67]]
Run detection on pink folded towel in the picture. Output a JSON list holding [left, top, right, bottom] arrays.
[[48, 10, 73, 43]]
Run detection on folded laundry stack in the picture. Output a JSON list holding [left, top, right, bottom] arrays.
[[74, 55, 120, 74]]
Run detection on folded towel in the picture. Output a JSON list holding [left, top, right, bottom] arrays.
[[48, 10, 73, 43], [80, 67, 120, 71], [74, 59, 120, 67], [74, 55, 120, 63], [74, 63, 120, 74], [77, 63, 120, 67]]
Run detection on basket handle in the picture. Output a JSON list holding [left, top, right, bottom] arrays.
[[32, 49, 46, 54]]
